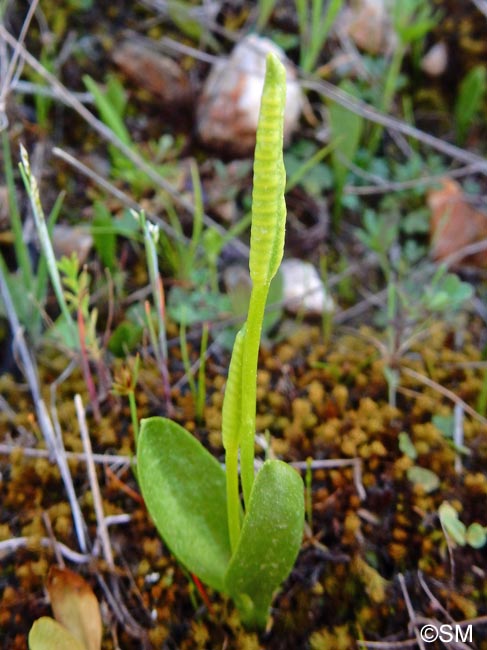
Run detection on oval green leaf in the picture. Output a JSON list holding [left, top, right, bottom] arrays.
[[137, 417, 231, 591], [28, 617, 86, 650], [465, 523, 487, 549], [407, 465, 439, 493], [224, 459, 304, 628], [438, 501, 466, 546]]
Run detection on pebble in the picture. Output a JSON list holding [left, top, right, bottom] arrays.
[[281, 258, 334, 315], [197, 35, 303, 157]]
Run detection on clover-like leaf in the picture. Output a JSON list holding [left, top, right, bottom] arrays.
[[28, 617, 87, 650], [407, 466, 439, 493], [439, 501, 466, 546], [137, 417, 231, 590], [224, 460, 304, 628], [465, 522, 487, 549]]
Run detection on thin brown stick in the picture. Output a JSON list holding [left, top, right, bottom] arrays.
[[0, 442, 130, 466], [0, 0, 39, 126], [357, 639, 418, 649], [41, 512, 65, 568], [401, 366, 487, 426], [52, 146, 190, 246], [417, 571, 455, 624], [398, 573, 426, 650], [345, 163, 487, 196], [470, 0, 487, 19], [0, 536, 90, 563], [75, 394, 114, 570], [303, 78, 487, 174]]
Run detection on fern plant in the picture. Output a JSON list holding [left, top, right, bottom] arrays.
[[136, 53, 304, 629]]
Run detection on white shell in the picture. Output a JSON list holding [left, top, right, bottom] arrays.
[[281, 259, 334, 315]]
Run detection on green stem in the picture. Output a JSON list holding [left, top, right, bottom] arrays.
[[368, 44, 405, 154], [240, 283, 269, 507], [180, 320, 197, 402], [305, 456, 313, 531], [129, 390, 139, 444], [196, 322, 209, 423], [226, 446, 240, 553], [19, 163, 76, 343], [2, 133, 33, 292]]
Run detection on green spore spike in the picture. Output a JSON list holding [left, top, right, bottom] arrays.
[[249, 53, 287, 288], [240, 53, 288, 506]]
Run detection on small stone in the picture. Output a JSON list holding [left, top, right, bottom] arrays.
[[421, 42, 448, 77], [52, 225, 93, 264], [0, 186, 12, 229], [197, 35, 302, 157], [337, 0, 396, 55], [112, 40, 192, 108], [281, 258, 334, 315]]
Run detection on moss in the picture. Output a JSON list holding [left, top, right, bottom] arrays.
[[148, 625, 169, 645], [465, 472, 487, 494], [310, 624, 353, 650]]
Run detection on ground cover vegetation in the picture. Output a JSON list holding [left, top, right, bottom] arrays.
[[0, 1, 486, 649]]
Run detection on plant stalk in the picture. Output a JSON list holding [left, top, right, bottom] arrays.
[[239, 283, 269, 507]]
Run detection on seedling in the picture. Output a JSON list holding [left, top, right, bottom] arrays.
[[439, 502, 487, 549], [136, 53, 304, 629]]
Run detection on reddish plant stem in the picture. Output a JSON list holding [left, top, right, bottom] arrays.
[[77, 306, 101, 422], [157, 276, 173, 416], [191, 573, 213, 614]]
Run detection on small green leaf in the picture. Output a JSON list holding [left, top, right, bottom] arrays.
[[439, 501, 466, 546], [92, 202, 116, 271], [432, 414, 454, 438], [398, 432, 417, 460], [83, 75, 131, 147], [328, 80, 363, 216], [28, 617, 86, 650], [455, 65, 487, 143], [108, 321, 143, 357], [465, 523, 487, 549], [225, 460, 304, 628], [426, 273, 473, 312], [407, 466, 439, 493], [137, 417, 232, 591], [167, 286, 231, 325]]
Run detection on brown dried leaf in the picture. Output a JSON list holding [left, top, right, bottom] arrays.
[[47, 567, 102, 650], [428, 178, 487, 268]]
